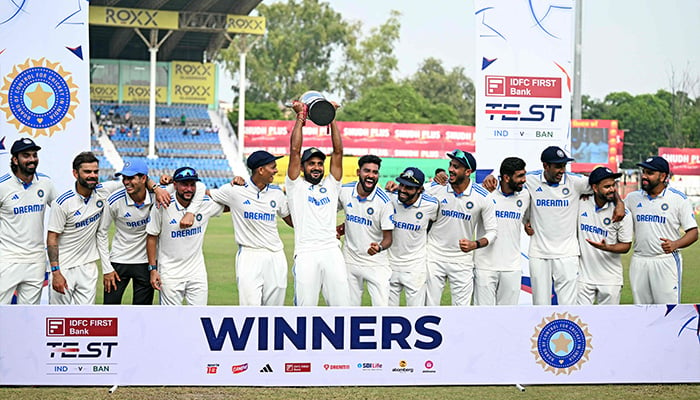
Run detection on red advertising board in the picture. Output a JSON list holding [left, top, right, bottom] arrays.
[[485, 75, 562, 98], [658, 147, 700, 175], [243, 120, 475, 159]]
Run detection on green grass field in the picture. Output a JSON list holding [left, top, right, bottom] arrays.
[[2, 215, 699, 399]]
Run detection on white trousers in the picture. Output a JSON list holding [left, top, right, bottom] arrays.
[[293, 247, 351, 306], [426, 259, 474, 306], [236, 247, 287, 306], [49, 262, 98, 305], [529, 256, 578, 305], [630, 253, 681, 304], [0, 262, 45, 304], [347, 262, 392, 306], [473, 269, 521, 306]]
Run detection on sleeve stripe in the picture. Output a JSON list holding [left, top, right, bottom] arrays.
[[56, 191, 75, 205]]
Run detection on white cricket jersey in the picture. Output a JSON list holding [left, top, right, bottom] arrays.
[[426, 181, 497, 262], [98, 189, 156, 272], [526, 171, 590, 258], [339, 182, 394, 266], [0, 172, 55, 263], [387, 193, 439, 266], [474, 188, 530, 272], [577, 198, 633, 285], [285, 174, 341, 254], [625, 187, 697, 257], [47, 182, 119, 269], [146, 195, 224, 281], [209, 179, 289, 252]]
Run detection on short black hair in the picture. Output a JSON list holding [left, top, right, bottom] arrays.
[[72, 151, 99, 171], [358, 154, 382, 168], [500, 157, 526, 178], [435, 168, 446, 175]]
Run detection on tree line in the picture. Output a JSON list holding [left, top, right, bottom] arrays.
[[220, 0, 699, 168]]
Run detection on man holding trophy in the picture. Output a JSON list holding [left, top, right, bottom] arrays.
[[286, 96, 351, 306]]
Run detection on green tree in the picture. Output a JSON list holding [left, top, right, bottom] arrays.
[[334, 10, 401, 102], [337, 82, 459, 124], [406, 58, 475, 125], [227, 102, 284, 129], [220, 0, 351, 103]]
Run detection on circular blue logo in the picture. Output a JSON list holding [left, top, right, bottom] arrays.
[[466, 201, 474, 209], [536, 319, 587, 369], [562, 188, 570, 196], [37, 189, 44, 198], [7, 67, 70, 130], [517, 199, 523, 208], [96, 200, 104, 208], [367, 207, 374, 215], [416, 211, 423, 219], [603, 217, 611, 226], [661, 203, 669, 211], [270, 200, 277, 208], [196, 213, 203, 221], [319, 187, 327, 193]]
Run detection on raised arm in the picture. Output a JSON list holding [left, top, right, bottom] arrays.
[[287, 101, 307, 180], [329, 119, 343, 181]]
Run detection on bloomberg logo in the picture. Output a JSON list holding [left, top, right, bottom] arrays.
[[201, 315, 442, 351]]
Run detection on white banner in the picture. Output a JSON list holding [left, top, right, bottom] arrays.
[[474, 0, 574, 173], [0, 0, 91, 192], [1, 305, 698, 386]]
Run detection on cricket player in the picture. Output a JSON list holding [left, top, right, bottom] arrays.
[[524, 146, 624, 305], [208, 150, 293, 306], [97, 159, 157, 305], [338, 154, 394, 306], [286, 100, 351, 306], [425, 149, 497, 306], [474, 157, 530, 306], [624, 156, 697, 304], [577, 167, 633, 305], [146, 167, 225, 305], [0, 138, 55, 304], [387, 167, 438, 306], [47, 152, 123, 304]]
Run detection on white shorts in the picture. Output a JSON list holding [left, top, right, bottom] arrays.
[[0, 262, 45, 304], [529, 256, 578, 305], [49, 262, 98, 305], [426, 259, 474, 306], [576, 281, 621, 305], [629, 253, 681, 304], [236, 247, 287, 306], [160, 277, 208, 305], [293, 247, 350, 306], [389, 262, 427, 307], [473, 269, 521, 306], [347, 262, 391, 306]]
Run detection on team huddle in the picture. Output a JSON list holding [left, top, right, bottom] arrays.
[[0, 103, 697, 306]]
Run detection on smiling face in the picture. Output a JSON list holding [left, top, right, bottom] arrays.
[[504, 169, 526, 193], [543, 162, 567, 184], [640, 168, 666, 194], [593, 177, 617, 204], [256, 161, 279, 185], [302, 157, 325, 185], [174, 180, 197, 203], [397, 183, 422, 205], [74, 162, 99, 191], [448, 159, 469, 186], [121, 174, 147, 196], [357, 162, 379, 194], [12, 150, 39, 177]]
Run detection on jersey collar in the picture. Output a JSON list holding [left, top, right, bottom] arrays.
[[125, 191, 153, 208], [352, 181, 378, 202], [539, 170, 567, 186], [447, 180, 473, 198]]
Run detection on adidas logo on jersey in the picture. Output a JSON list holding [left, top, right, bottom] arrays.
[[581, 212, 588, 217], [260, 364, 273, 373], [637, 203, 643, 208], [124, 212, 132, 218], [243, 200, 251, 205], [11, 194, 19, 200], [536, 187, 543, 192], [169, 219, 177, 224], [441, 199, 448, 204], [74, 210, 82, 216], [346, 202, 352, 208]]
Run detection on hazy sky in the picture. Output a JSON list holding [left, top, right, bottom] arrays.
[[323, 0, 700, 100]]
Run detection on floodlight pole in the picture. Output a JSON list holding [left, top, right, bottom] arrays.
[[134, 28, 173, 159]]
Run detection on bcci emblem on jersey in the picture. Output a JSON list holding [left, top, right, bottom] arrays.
[[531, 312, 592, 375]]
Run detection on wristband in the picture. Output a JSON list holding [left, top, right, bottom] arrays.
[[51, 265, 60, 272], [148, 264, 158, 271], [151, 183, 159, 192], [475, 240, 481, 249], [378, 244, 384, 252]]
